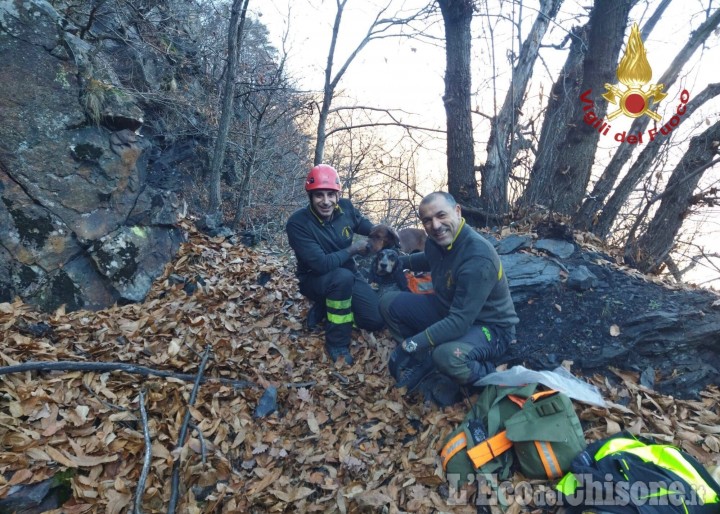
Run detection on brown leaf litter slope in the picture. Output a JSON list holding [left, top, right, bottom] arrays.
[[1, 225, 719, 513]]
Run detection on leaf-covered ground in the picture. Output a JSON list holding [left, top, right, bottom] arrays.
[[1, 222, 719, 513]]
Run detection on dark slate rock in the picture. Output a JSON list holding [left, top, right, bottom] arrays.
[[535, 239, 576, 259], [640, 366, 655, 390], [253, 386, 278, 418], [88, 226, 184, 302], [17, 321, 53, 338], [567, 265, 599, 291], [197, 214, 234, 238], [0, 1, 184, 313], [501, 253, 562, 303], [183, 281, 197, 296], [0, 478, 57, 512], [535, 220, 574, 242], [495, 234, 532, 255], [168, 274, 186, 285], [480, 233, 498, 246]]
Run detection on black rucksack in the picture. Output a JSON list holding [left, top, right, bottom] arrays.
[[557, 432, 720, 514]]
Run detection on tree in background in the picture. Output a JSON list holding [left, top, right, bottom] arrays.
[[208, 0, 250, 218], [625, 120, 720, 273], [323, 120, 435, 228], [574, 7, 720, 233], [479, 0, 563, 216], [591, 82, 720, 240], [313, 0, 431, 165], [521, 0, 634, 213], [434, 0, 719, 284], [438, 0, 480, 207]]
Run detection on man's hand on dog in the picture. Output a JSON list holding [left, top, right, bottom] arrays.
[[349, 240, 373, 257]]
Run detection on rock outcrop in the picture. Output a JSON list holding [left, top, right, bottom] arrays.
[[0, 0, 185, 311], [497, 237, 720, 398]]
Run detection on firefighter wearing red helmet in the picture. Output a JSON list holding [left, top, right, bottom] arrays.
[[286, 164, 385, 365], [305, 164, 341, 192]]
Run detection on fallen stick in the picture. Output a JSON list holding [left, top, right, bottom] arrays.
[[135, 389, 152, 514], [0, 360, 255, 389], [189, 422, 207, 465], [167, 346, 211, 514]]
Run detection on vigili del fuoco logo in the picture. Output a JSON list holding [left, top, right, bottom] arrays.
[[580, 23, 690, 145]]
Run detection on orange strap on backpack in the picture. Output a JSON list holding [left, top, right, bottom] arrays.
[[440, 390, 559, 471]]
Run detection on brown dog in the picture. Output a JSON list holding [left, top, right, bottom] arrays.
[[367, 224, 400, 253], [398, 228, 427, 254]]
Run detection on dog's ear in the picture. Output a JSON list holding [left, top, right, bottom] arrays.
[[386, 227, 400, 249], [370, 224, 400, 250], [396, 267, 409, 291]]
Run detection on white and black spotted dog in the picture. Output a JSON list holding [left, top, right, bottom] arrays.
[[368, 248, 409, 295]]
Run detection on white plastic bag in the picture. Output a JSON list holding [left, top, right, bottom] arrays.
[[476, 365, 606, 406]]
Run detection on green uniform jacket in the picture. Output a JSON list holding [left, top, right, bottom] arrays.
[[403, 222, 518, 348], [286, 199, 374, 279]]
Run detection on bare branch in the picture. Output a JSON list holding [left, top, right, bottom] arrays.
[[167, 346, 212, 514], [188, 422, 207, 465], [315, 0, 434, 163], [0, 360, 255, 388], [134, 389, 152, 514], [639, 0, 672, 41], [324, 121, 445, 138]]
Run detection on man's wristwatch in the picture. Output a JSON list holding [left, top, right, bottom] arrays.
[[402, 339, 417, 353]]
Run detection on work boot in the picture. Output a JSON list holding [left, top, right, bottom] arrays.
[[395, 355, 434, 391], [388, 345, 413, 381], [325, 344, 354, 365], [306, 303, 326, 330], [424, 373, 462, 407]]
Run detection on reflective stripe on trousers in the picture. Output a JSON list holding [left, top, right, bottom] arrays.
[[326, 297, 354, 325]]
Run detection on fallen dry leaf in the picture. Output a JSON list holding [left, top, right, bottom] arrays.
[[605, 418, 622, 435], [0, 221, 716, 514]]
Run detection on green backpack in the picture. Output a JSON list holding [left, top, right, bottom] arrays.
[[557, 432, 720, 514], [440, 383, 587, 485]]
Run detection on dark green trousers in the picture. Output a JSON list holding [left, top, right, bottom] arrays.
[[380, 291, 514, 384]]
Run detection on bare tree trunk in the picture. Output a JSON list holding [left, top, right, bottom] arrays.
[[438, 0, 479, 207], [480, 0, 563, 216], [592, 82, 720, 238], [233, 49, 290, 226], [314, 0, 347, 166], [638, 0, 672, 41], [522, 0, 633, 215], [574, 7, 720, 231], [518, 23, 587, 208], [314, 1, 422, 165], [208, 0, 250, 215], [233, 144, 257, 227], [625, 120, 720, 273]]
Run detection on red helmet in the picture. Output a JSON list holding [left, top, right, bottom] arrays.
[[305, 164, 341, 191]]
